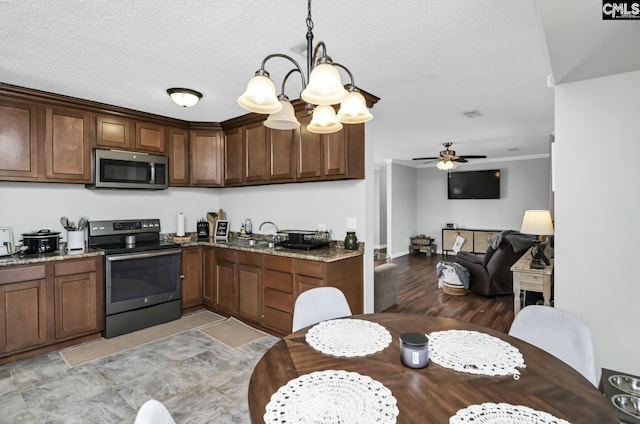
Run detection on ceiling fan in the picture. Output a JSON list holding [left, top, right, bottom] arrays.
[[412, 142, 487, 170]]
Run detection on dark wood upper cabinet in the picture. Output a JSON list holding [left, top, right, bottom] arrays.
[[267, 127, 296, 181], [96, 115, 132, 150], [168, 126, 190, 186], [189, 129, 223, 187], [295, 114, 323, 180], [322, 127, 347, 178], [135, 121, 165, 153], [245, 122, 268, 183], [224, 126, 244, 185], [44, 106, 93, 182], [0, 98, 39, 180]]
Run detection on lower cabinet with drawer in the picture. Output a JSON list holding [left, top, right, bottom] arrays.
[[201, 248, 363, 335], [0, 256, 104, 365]]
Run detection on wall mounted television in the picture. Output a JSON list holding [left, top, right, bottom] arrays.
[[448, 169, 501, 199]]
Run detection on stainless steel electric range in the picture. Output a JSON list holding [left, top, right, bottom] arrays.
[[88, 218, 181, 338]]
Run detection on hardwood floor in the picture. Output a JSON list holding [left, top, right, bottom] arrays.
[[381, 252, 515, 334]]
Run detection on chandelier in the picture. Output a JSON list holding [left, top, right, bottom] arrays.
[[237, 0, 373, 134]]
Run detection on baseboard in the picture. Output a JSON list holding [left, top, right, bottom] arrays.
[[390, 250, 410, 259]]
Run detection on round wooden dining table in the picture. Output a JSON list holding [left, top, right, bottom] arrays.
[[248, 313, 618, 423]]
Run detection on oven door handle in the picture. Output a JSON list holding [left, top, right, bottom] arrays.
[[107, 248, 182, 261]]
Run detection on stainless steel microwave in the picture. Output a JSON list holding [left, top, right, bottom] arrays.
[[87, 149, 168, 190]]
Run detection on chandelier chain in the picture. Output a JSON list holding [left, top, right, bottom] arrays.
[[306, 0, 314, 32]]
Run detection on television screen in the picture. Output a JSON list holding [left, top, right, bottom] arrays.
[[448, 169, 501, 199]]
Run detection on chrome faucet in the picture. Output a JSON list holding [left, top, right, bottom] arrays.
[[259, 221, 279, 233]]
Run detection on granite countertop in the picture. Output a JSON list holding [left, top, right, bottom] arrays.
[[178, 235, 363, 263], [0, 247, 105, 267], [0, 235, 363, 268]]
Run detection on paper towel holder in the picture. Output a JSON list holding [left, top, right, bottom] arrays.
[[176, 212, 186, 237]]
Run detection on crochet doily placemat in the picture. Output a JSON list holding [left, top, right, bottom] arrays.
[[264, 370, 399, 423], [428, 330, 526, 378], [305, 318, 393, 357], [450, 402, 571, 424]]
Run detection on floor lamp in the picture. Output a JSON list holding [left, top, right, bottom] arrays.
[[520, 210, 554, 270]]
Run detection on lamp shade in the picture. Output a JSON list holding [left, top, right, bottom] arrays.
[[167, 88, 202, 107], [237, 75, 282, 114], [437, 160, 457, 170], [264, 99, 300, 130], [301, 63, 348, 106], [520, 210, 554, 235], [336, 90, 373, 124], [307, 105, 343, 134]]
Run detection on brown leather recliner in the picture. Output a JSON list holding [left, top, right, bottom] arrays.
[[455, 236, 531, 296]]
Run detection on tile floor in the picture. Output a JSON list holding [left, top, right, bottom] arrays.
[[0, 329, 280, 423]]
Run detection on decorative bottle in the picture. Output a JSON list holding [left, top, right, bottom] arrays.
[[344, 231, 358, 250]]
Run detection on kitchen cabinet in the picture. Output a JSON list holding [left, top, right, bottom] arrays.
[[0, 97, 39, 180], [190, 129, 224, 187], [96, 114, 132, 150], [168, 126, 190, 186], [53, 257, 103, 340], [237, 251, 263, 324], [213, 248, 237, 314], [0, 256, 104, 363], [202, 247, 216, 307], [96, 114, 165, 154], [295, 114, 323, 180], [181, 247, 203, 310], [135, 121, 165, 153], [0, 264, 49, 354], [267, 127, 296, 181], [244, 122, 268, 183], [262, 255, 295, 334], [224, 126, 244, 185], [209, 248, 262, 322], [294, 113, 365, 181], [294, 256, 363, 315], [44, 105, 93, 182]]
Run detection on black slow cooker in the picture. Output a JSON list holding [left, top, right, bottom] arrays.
[[21, 230, 61, 254]]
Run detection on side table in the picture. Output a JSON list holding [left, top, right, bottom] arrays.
[[510, 252, 554, 316]]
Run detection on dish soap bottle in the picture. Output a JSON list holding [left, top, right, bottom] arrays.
[[240, 222, 247, 238], [344, 231, 358, 250]]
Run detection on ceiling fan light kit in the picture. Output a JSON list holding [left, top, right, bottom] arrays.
[[236, 0, 373, 134], [413, 142, 487, 170]]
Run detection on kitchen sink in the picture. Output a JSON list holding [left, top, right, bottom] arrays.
[[226, 239, 273, 249]]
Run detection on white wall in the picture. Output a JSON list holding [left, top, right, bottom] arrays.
[[554, 70, 640, 376], [416, 157, 550, 252], [0, 182, 219, 240], [373, 165, 388, 248], [388, 161, 417, 258], [217, 180, 365, 241]]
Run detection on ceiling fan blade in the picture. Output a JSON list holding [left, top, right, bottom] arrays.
[[454, 158, 469, 163], [412, 156, 440, 160], [458, 155, 487, 159]]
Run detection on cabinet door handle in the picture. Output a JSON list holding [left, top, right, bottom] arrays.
[[180, 274, 185, 279]]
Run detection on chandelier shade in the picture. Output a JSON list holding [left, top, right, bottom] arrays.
[[237, 75, 282, 114], [236, 0, 373, 133], [301, 63, 348, 106], [307, 105, 343, 134], [264, 98, 301, 130], [337, 90, 373, 124], [167, 88, 202, 107]]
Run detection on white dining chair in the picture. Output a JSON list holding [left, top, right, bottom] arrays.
[[292, 287, 352, 332], [134, 399, 176, 424], [508, 305, 597, 386]]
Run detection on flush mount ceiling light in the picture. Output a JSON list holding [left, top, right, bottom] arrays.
[[167, 88, 203, 108], [237, 0, 373, 134]]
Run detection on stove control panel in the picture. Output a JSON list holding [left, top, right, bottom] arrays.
[[89, 219, 161, 236]]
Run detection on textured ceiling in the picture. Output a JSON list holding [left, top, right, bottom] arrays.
[[0, 1, 634, 166]]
